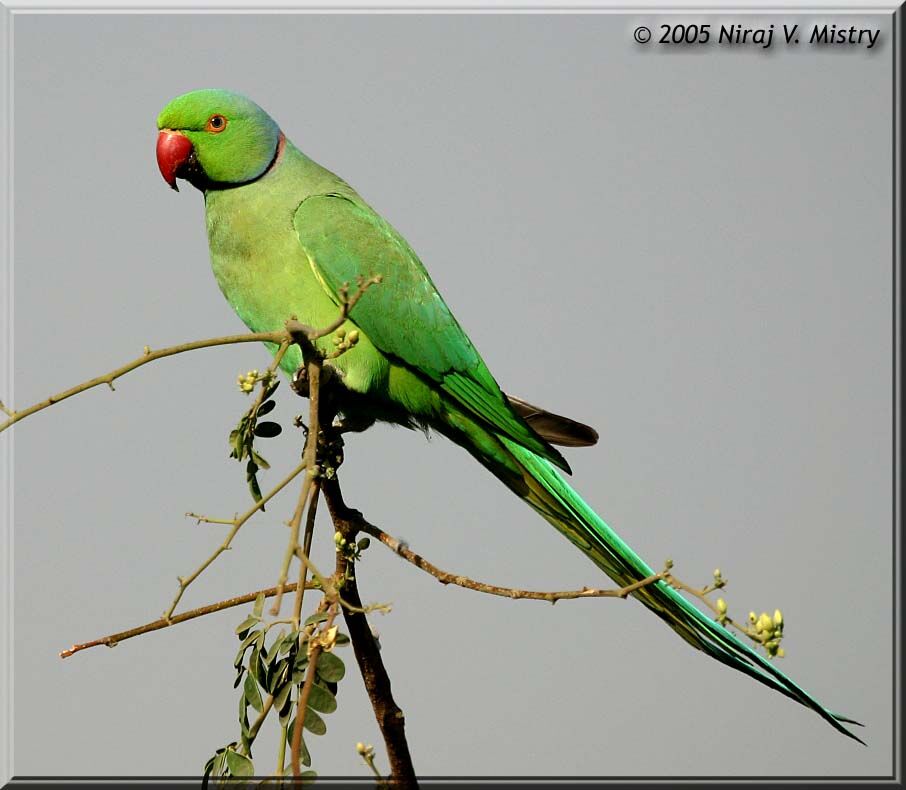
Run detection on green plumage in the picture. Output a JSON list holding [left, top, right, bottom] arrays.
[[157, 89, 862, 743]]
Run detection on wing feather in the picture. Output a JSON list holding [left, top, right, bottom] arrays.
[[293, 193, 568, 471]]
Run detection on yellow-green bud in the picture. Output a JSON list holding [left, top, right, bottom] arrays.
[[748, 611, 757, 624], [713, 568, 721, 579], [773, 609, 783, 626], [347, 329, 360, 344], [336, 328, 346, 339], [716, 598, 727, 615], [757, 612, 773, 633]]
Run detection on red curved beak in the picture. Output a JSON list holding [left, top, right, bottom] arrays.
[[156, 130, 193, 191]]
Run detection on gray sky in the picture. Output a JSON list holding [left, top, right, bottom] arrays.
[[7, 11, 894, 778]]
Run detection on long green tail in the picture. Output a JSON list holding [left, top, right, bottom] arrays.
[[484, 434, 864, 743]]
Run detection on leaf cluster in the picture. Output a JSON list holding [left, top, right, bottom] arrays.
[[228, 378, 283, 505], [203, 595, 349, 784]]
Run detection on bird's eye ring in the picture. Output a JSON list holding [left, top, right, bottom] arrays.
[[206, 114, 227, 133]]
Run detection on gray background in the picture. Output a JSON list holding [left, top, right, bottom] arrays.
[[8, 12, 893, 778]]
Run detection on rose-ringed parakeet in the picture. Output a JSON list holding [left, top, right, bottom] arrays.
[[155, 88, 861, 743]]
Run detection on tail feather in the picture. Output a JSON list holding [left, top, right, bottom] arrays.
[[497, 437, 864, 744]]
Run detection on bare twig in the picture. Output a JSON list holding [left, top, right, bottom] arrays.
[[164, 459, 309, 621], [291, 604, 339, 777], [292, 482, 321, 627], [351, 512, 668, 604], [0, 330, 288, 434], [271, 362, 321, 617], [59, 579, 318, 658]]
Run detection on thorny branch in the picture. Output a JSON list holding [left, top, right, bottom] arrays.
[[356, 514, 671, 603], [163, 458, 309, 622], [0, 331, 287, 434], [59, 580, 318, 658]]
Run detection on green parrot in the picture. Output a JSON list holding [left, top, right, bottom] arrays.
[[156, 88, 861, 743]]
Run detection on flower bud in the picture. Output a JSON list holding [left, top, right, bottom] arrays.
[[716, 598, 727, 615], [773, 609, 783, 626]]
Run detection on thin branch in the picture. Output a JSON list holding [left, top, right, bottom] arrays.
[[292, 482, 321, 628], [59, 579, 318, 658], [353, 513, 668, 604], [164, 458, 309, 621], [0, 330, 288, 435], [291, 604, 339, 777], [271, 361, 321, 617], [246, 693, 276, 745]]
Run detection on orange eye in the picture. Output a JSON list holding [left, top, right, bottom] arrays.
[[206, 114, 227, 133]]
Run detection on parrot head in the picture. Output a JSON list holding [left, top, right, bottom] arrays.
[[156, 89, 281, 191]]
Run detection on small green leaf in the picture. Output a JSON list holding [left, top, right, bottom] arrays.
[[334, 632, 350, 646], [316, 651, 345, 682], [278, 693, 294, 727], [252, 593, 266, 618], [234, 630, 260, 667], [304, 611, 329, 627], [274, 680, 293, 712], [250, 648, 266, 688], [247, 465, 263, 505], [239, 693, 249, 738], [257, 399, 276, 417], [266, 655, 288, 694], [250, 450, 271, 470], [279, 631, 298, 654], [235, 616, 259, 635], [357, 537, 371, 550], [306, 682, 337, 714], [254, 421, 283, 438], [285, 719, 312, 766], [225, 749, 254, 778], [303, 705, 327, 736], [244, 672, 263, 713]]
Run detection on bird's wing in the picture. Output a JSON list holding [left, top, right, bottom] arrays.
[[293, 192, 568, 471]]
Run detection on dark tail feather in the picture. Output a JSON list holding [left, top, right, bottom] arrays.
[[505, 393, 599, 448]]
